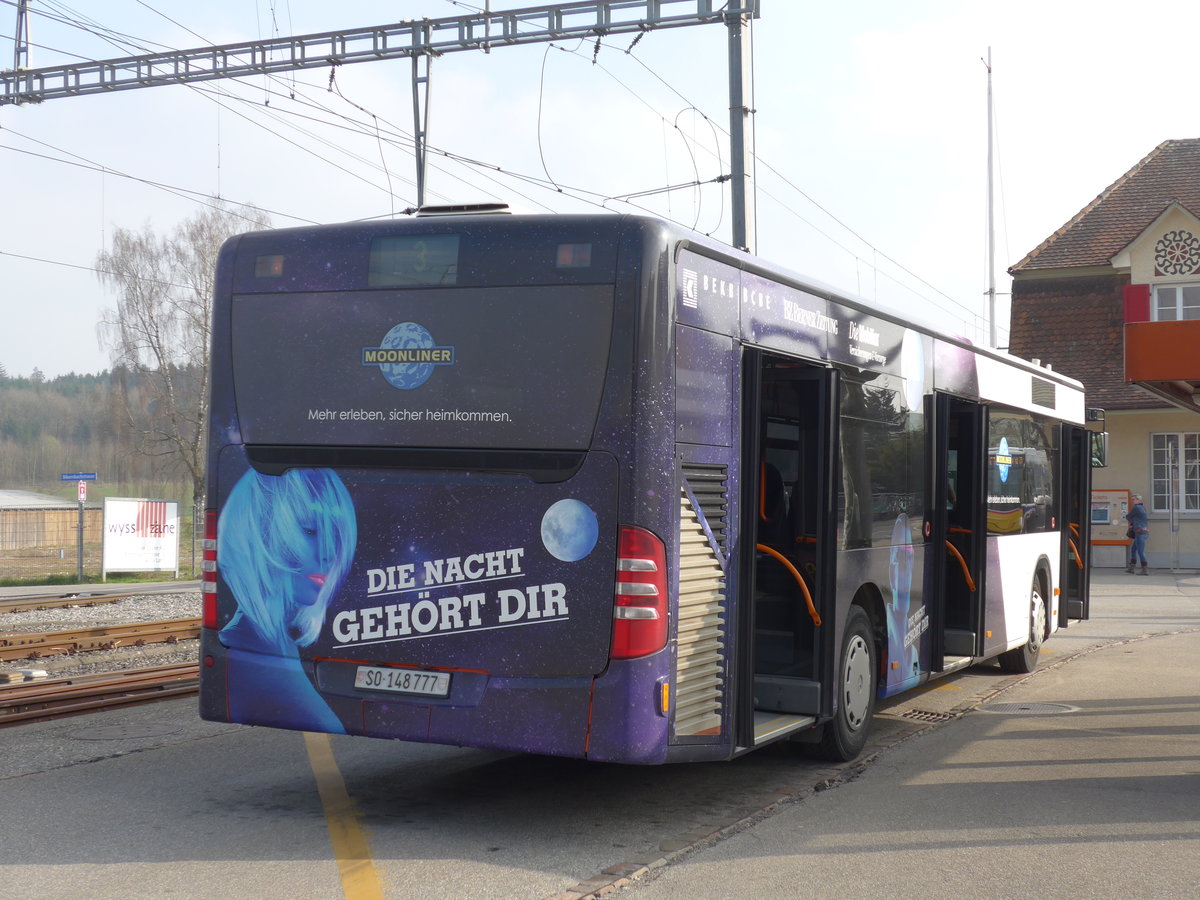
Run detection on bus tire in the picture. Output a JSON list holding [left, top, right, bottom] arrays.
[[998, 575, 1046, 674], [810, 605, 876, 761]]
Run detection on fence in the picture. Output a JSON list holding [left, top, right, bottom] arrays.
[[0, 503, 200, 584]]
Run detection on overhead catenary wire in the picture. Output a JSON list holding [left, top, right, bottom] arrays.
[[5, 0, 429, 209], [3, 2, 988, 335], [0, 3, 423, 213], [0, 246, 199, 293], [23, 2, 560, 214], [552, 34, 985, 327], [6, 3, 752, 230], [11, 0, 626, 219], [0, 129, 320, 226]]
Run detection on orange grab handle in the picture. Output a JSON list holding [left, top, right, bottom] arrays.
[[1069, 522, 1080, 538], [756, 543, 822, 627], [1068, 537, 1084, 570], [949, 526, 972, 534], [944, 540, 977, 592]]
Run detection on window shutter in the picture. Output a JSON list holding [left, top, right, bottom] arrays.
[[1123, 283, 1150, 322]]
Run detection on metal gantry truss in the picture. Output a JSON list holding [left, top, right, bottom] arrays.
[[2, 0, 760, 249], [11, 0, 29, 73]]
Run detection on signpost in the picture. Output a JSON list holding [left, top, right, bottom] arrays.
[[61, 472, 97, 582]]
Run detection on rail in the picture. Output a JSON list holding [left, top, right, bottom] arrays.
[[0, 593, 127, 616], [0, 663, 198, 726], [0, 618, 201, 662]]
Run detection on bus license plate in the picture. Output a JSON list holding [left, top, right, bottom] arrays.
[[353, 666, 451, 698]]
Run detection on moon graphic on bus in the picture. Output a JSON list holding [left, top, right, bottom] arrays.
[[541, 499, 599, 562]]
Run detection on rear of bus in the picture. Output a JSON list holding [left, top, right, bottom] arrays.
[[198, 213, 679, 763]]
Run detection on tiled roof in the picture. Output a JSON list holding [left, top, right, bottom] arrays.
[[1011, 138, 1200, 273]]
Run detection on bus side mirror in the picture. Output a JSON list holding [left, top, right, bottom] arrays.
[[1090, 431, 1108, 468]]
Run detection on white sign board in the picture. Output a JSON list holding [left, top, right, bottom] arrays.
[[102, 498, 180, 576]]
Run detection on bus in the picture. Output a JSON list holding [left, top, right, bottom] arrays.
[[198, 210, 1094, 764]]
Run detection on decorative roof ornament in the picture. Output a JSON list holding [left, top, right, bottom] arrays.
[[1154, 229, 1200, 276]]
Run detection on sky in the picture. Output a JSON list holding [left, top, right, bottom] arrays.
[[1, 0, 1199, 379]]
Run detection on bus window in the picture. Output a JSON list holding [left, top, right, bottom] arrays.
[[987, 408, 1058, 535], [838, 378, 924, 551]]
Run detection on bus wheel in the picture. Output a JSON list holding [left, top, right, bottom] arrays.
[[998, 576, 1047, 674], [811, 605, 877, 761]]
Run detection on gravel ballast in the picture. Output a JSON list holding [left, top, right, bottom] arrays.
[[0, 591, 201, 680]]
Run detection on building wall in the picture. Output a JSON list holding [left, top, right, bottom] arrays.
[[1127, 206, 1200, 284], [1009, 273, 1152, 410], [1096, 408, 1200, 568], [1011, 271, 1198, 568]]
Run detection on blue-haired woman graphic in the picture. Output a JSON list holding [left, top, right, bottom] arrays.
[[887, 513, 919, 687], [218, 468, 357, 733]]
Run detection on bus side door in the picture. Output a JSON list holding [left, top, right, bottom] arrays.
[[1060, 423, 1093, 621], [930, 393, 988, 668], [738, 351, 839, 729]]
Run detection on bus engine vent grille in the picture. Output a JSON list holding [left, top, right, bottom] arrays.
[[674, 488, 727, 738], [681, 462, 729, 555], [1031, 376, 1056, 409]]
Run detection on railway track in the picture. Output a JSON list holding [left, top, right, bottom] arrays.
[[0, 583, 199, 615], [0, 663, 198, 726], [0, 592, 128, 615], [0, 617, 202, 663]]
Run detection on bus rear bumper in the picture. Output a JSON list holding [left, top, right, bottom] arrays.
[[358, 673, 593, 758], [203, 639, 677, 762], [586, 654, 671, 764]]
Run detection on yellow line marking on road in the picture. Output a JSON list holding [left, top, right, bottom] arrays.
[[304, 731, 385, 900]]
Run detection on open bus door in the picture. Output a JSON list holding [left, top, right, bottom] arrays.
[[738, 350, 838, 748], [930, 393, 987, 671], [1061, 423, 1092, 621]]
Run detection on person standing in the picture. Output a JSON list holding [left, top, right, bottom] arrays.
[[1125, 494, 1150, 575]]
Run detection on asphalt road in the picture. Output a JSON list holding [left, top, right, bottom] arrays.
[[0, 569, 1194, 899]]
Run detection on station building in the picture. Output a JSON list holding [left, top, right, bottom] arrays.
[[1009, 138, 1200, 568]]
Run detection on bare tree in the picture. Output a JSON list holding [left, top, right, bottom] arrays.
[[97, 199, 270, 510]]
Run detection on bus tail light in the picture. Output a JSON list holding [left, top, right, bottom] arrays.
[[202, 509, 218, 629], [611, 526, 668, 659]]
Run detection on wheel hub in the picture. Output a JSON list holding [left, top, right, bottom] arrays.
[[842, 635, 871, 730], [1030, 588, 1046, 652]]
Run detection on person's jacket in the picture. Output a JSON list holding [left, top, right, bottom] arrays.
[[1126, 502, 1149, 534]]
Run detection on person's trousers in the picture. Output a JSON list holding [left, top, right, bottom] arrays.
[[1130, 532, 1148, 565]]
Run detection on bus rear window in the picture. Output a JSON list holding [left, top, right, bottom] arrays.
[[229, 284, 615, 451]]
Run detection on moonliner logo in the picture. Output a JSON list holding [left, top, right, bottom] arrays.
[[362, 322, 456, 390], [996, 437, 1012, 483]]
